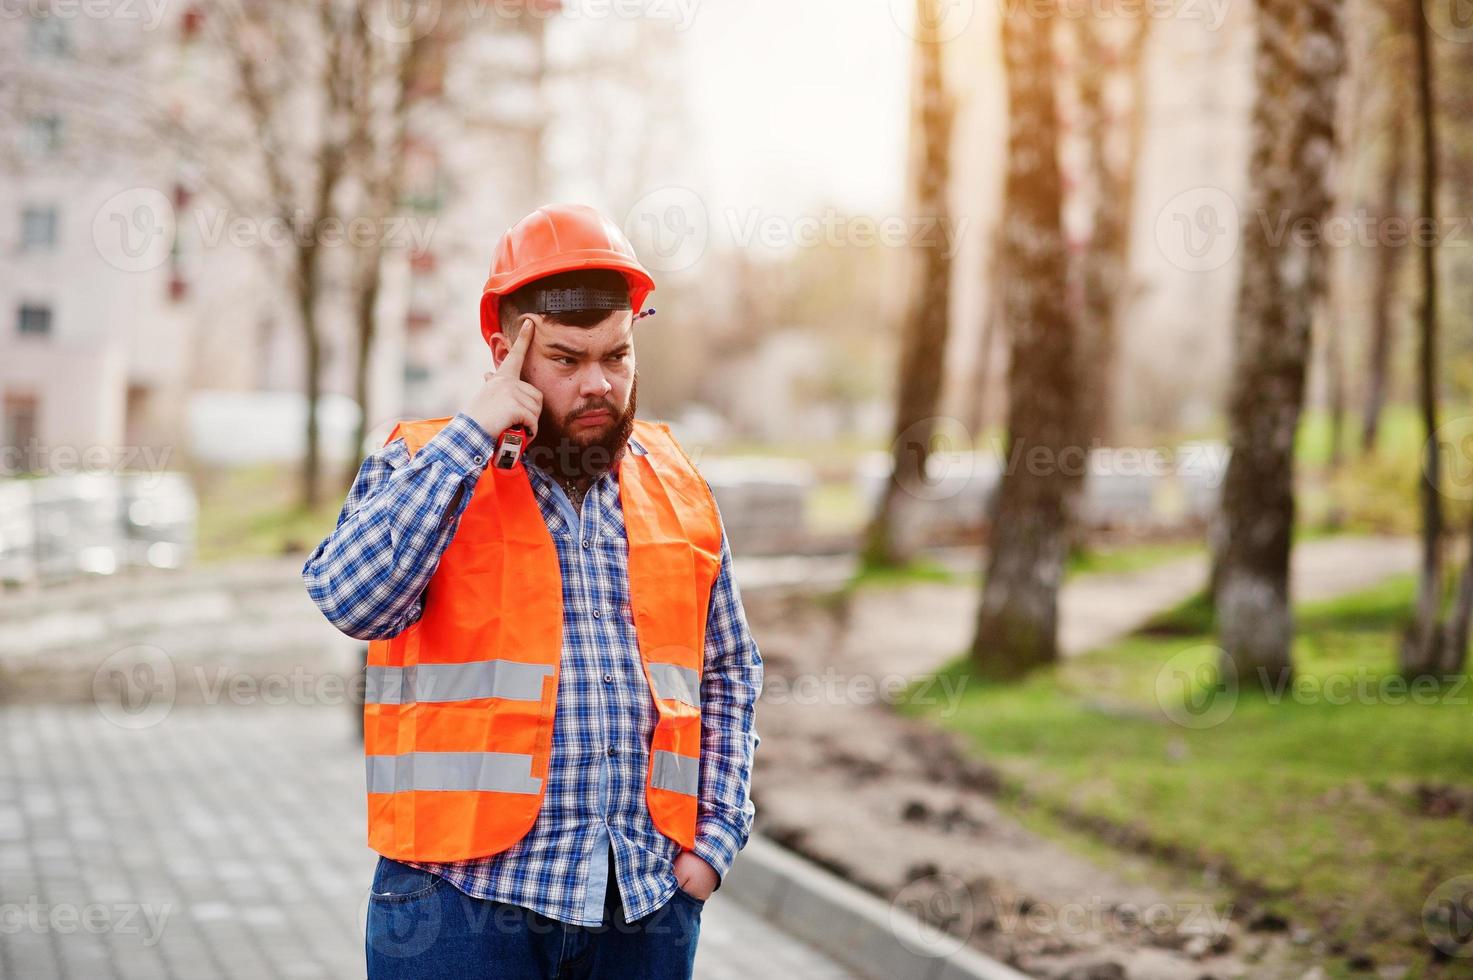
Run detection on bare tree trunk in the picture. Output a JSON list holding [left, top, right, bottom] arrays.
[[969, 0, 1079, 679], [1403, 0, 1444, 678], [1216, 0, 1345, 691], [1072, 13, 1149, 448], [1443, 510, 1473, 674], [1324, 296, 1347, 478], [964, 293, 998, 441], [862, 0, 955, 567], [345, 15, 434, 476], [1360, 107, 1406, 454]]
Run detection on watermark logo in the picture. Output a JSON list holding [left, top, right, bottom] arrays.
[[890, 872, 974, 957], [625, 187, 709, 273], [362, 0, 442, 42], [92, 644, 177, 730], [93, 188, 175, 273], [1428, 416, 1473, 502], [1154, 645, 1238, 729], [890, 0, 975, 42], [0, 898, 172, 946], [1, 0, 172, 32], [361, 876, 444, 959], [890, 417, 978, 502], [1426, 0, 1473, 44], [192, 207, 437, 252], [1424, 875, 1473, 958], [1155, 186, 1240, 272]]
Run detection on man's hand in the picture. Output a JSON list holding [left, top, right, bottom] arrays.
[[463, 318, 543, 439], [673, 850, 718, 901]]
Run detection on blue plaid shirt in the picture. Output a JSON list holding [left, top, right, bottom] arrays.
[[302, 413, 762, 926]]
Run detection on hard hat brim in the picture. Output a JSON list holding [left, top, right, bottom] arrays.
[[480, 249, 656, 346]]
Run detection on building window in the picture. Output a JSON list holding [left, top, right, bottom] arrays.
[[27, 17, 69, 58], [25, 116, 62, 157], [17, 304, 53, 337], [21, 206, 58, 250]]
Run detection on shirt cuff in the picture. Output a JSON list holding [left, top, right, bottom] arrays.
[[690, 816, 748, 889], [415, 413, 497, 475]]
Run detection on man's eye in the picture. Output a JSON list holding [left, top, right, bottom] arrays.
[[555, 357, 576, 366]]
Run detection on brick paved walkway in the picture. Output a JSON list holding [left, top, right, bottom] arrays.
[[0, 704, 854, 980]]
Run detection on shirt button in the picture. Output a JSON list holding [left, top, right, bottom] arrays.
[[592, 609, 601, 619], [582, 539, 591, 549], [473, 454, 484, 465], [603, 673, 613, 684], [606, 745, 617, 757]]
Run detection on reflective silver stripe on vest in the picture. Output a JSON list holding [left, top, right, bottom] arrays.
[[366, 752, 542, 795], [646, 663, 700, 706], [650, 750, 699, 796], [364, 661, 554, 705]]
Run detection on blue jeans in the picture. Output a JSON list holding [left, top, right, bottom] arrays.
[[364, 853, 703, 979]]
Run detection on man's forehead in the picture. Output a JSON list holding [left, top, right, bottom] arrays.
[[537, 318, 634, 354]]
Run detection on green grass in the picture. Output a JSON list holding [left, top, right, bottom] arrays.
[[1065, 538, 1205, 577], [1296, 404, 1423, 469], [194, 464, 343, 563], [909, 573, 1473, 976], [845, 555, 968, 593]]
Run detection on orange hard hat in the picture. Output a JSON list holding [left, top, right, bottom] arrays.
[[479, 203, 655, 347]]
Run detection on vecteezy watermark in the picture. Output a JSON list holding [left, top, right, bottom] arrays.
[[987, 890, 1234, 943], [1157, 186, 1473, 272], [1425, 0, 1473, 44], [1255, 209, 1473, 251], [875, 417, 1230, 504], [624, 187, 710, 274], [761, 668, 969, 716], [92, 648, 375, 729], [361, 0, 443, 42], [890, 0, 975, 42], [93, 645, 177, 731], [1155, 645, 1239, 729], [0, 898, 172, 946], [1155, 186, 1242, 272], [890, 872, 975, 957], [726, 207, 970, 260], [191, 207, 438, 253], [92, 187, 176, 273], [362, 0, 702, 43], [0, 0, 172, 31], [1155, 649, 1473, 730], [623, 189, 972, 274], [0, 440, 173, 480], [1256, 669, 1469, 708], [1424, 875, 1473, 958], [889, 417, 981, 503], [1427, 415, 1473, 502], [360, 877, 444, 959], [1001, 0, 1233, 31]]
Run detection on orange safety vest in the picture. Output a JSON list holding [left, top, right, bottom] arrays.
[[364, 417, 723, 862]]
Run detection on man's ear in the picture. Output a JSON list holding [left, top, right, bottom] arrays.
[[489, 329, 510, 370]]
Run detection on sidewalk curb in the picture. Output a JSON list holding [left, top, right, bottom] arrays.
[[721, 835, 1034, 980]]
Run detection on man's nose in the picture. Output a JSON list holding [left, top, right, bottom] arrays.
[[577, 366, 613, 398]]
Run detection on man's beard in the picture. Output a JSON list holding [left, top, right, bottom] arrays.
[[523, 373, 639, 485]]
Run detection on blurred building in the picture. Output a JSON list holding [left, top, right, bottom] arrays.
[[0, 13, 196, 465], [1, 5, 558, 472]]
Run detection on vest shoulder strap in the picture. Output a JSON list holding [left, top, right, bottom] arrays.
[[384, 417, 456, 457]]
